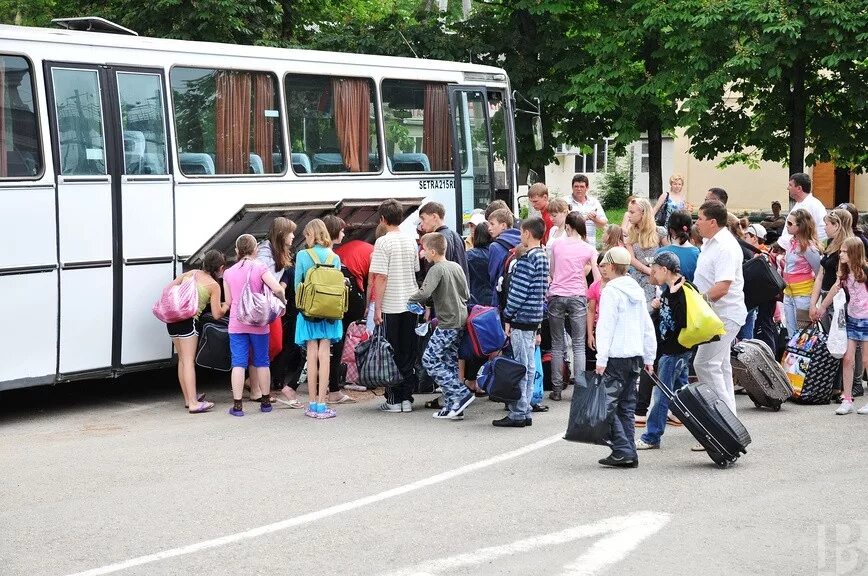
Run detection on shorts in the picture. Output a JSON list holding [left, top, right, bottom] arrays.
[[846, 316, 868, 342], [229, 332, 270, 368], [167, 318, 199, 339]]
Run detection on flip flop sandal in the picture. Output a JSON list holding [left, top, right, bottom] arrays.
[[327, 394, 357, 405], [276, 398, 304, 409], [184, 393, 207, 409], [424, 398, 443, 409], [531, 404, 549, 413], [666, 414, 683, 427], [189, 401, 215, 414]]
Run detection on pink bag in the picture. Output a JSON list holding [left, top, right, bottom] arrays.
[[340, 321, 369, 384], [153, 272, 199, 323], [235, 265, 285, 327]]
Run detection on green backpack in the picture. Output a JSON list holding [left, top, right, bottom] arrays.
[[295, 249, 348, 320]]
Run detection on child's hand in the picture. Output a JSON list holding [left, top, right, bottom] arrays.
[[651, 297, 661, 310], [587, 332, 596, 350], [535, 333, 541, 346], [645, 364, 654, 375], [595, 364, 606, 375]]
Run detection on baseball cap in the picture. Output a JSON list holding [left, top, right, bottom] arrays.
[[652, 251, 681, 274], [602, 246, 631, 266], [746, 223, 766, 241]]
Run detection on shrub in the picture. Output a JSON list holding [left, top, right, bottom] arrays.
[[599, 169, 631, 211]]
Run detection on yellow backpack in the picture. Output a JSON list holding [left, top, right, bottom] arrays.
[[295, 249, 348, 320]]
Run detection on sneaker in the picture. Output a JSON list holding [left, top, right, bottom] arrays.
[[432, 408, 453, 419], [598, 454, 638, 468], [857, 403, 868, 415], [228, 407, 244, 417], [452, 390, 475, 416], [492, 416, 525, 428], [317, 408, 337, 419], [636, 439, 659, 450], [378, 401, 403, 413], [450, 412, 465, 421], [836, 400, 854, 415], [401, 400, 413, 413], [549, 389, 562, 401], [690, 443, 706, 452]]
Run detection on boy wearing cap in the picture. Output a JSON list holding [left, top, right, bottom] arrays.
[[595, 246, 657, 467], [637, 252, 694, 450]]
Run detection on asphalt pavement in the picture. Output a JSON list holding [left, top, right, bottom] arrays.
[[1, 373, 866, 576]]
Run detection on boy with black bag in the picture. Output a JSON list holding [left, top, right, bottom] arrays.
[[409, 233, 472, 420], [637, 252, 694, 450], [594, 246, 656, 467]]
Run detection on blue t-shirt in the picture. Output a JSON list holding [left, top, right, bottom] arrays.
[[655, 244, 700, 282]]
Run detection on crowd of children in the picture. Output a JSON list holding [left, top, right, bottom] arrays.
[[157, 170, 868, 468]]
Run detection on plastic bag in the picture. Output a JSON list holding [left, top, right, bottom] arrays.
[[531, 346, 544, 404], [153, 272, 198, 323], [826, 290, 848, 359], [356, 326, 402, 388], [564, 371, 622, 445], [678, 283, 725, 348]]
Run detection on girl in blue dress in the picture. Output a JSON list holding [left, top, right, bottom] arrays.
[[295, 219, 344, 419]]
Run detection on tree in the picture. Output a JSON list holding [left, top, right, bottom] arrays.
[[681, 0, 868, 174], [568, 0, 713, 199]]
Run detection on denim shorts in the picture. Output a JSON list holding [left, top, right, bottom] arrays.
[[229, 333, 270, 368]]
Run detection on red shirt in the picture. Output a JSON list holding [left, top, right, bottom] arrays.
[[334, 239, 374, 293], [541, 208, 554, 245]]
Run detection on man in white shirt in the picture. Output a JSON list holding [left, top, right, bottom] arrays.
[[370, 199, 421, 413], [568, 174, 608, 244], [778, 172, 827, 246], [693, 200, 747, 418]]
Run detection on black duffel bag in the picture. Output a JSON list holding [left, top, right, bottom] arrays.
[[196, 314, 231, 372], [743, 255, 785, 310]]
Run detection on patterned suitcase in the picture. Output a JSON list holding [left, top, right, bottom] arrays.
[[781, 325, 839, 404], [731, 339, 793, 410]]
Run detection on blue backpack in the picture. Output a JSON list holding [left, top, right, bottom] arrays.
[[459, 305, 507, 359]]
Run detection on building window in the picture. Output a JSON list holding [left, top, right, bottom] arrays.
[[573, 140, 609, 174], [170, 67, 284, 176], [640, 141, 649, 173]]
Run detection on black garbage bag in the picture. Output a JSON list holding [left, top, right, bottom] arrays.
[[564, 371, 622, 445]]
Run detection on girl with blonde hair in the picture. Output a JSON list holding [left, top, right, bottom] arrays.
[[625, 197, 667, 305], [817, 237, 868, 415], [295, 218, 344, 419]]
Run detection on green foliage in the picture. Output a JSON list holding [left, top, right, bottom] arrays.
[[598, 169, 632, 212]]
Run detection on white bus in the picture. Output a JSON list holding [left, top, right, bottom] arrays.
[[0, 17, 519, 391]]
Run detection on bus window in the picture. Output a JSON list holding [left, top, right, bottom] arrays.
[[0, 56, 41, 178], [170, 67, 285, 176], [285, 74, 380, 174], [381, 80, 455, 174], [51, 68, 106, 176], [487, 90, 510, 196], [116, 72, 168, 175]]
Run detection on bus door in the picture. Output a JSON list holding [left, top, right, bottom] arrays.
[[447, 86, 496, 232], [46, 64, 173, 376]]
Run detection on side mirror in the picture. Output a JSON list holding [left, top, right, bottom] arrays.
[[532, 116, 544, 151]]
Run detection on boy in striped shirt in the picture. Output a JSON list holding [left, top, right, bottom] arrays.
[[494, 217, 550, 428]]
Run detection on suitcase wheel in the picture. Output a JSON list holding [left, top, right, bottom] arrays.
[[772, 402, 782, 412]]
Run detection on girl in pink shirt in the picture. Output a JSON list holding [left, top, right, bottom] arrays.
[[818, 237, 868, 415], [547, 211, 600, 400]]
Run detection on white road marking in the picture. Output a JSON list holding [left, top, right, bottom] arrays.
[[381, 511, 671, 576], [63, 433, 564, 576]]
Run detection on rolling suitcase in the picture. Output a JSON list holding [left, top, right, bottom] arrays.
[[731, 339, 793, 411], [646, 370, 751, 468]]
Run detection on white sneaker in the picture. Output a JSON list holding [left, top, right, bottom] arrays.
[[836, 400, 854, 415], [690, 443, 706, 452], [636, 439, 659, 450], [857, 403, 868, 415], [432, 408, 453, 419], [378, 402, 402, 413], [401, 400, 413, 413]]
